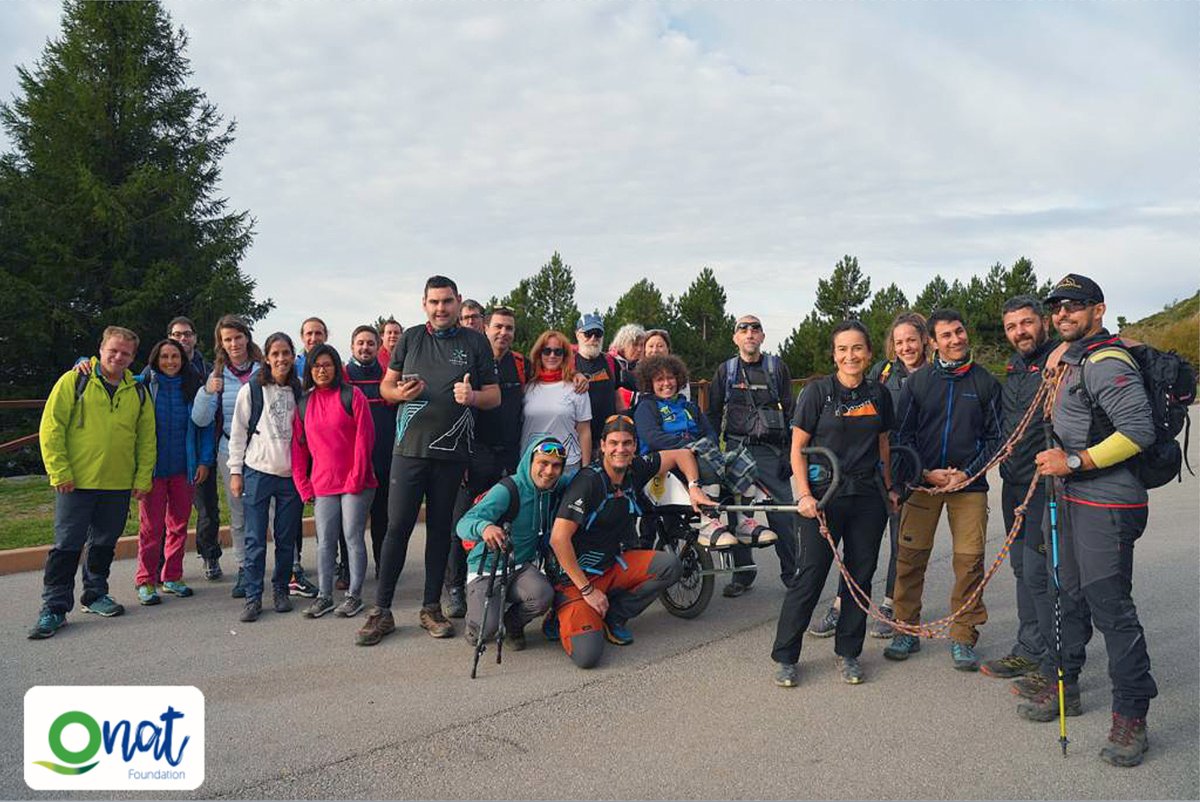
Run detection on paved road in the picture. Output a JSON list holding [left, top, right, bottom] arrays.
[[3, 422, 1197, 800]]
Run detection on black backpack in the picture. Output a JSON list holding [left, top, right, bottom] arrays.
[[1081, 340, 1196, 489], [245, 379, 303, 451]]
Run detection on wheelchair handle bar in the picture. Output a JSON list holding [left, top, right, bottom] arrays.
[[717, 446, 841, 513]]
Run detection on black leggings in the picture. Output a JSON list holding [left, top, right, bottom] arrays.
[[771, 492, 888, 664], [374, 454, 466, 609]]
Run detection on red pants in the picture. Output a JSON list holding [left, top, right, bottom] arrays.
[[136, 474, 193, 585]]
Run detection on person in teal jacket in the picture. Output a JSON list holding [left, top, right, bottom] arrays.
[[456, 435, 572, 649], [30, 326, 157, 639]]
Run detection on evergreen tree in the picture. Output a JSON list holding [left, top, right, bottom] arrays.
[[499, 251, 580, 354], [815, 255, 871, 321], [0, 0, 268, 393], [778, 310, 833, 380], [914, 275, 951, 314], [605, 278, 670, 331], [673, 267, 735, 379], [862, 282, 909, 361]]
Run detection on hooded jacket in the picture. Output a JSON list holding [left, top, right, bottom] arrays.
[[457, 436, 574, 576], [191, 360, 261, 457], [39, 359, 156, 492]]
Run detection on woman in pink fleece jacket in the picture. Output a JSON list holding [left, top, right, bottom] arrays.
[[292, 344, 377, 619]]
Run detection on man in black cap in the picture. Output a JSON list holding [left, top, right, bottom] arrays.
[[1030, 273, 1158, 767]]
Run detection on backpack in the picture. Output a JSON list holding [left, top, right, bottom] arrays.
[[718, 354, 787, 439], [73, 371, 147, 428], [1079, 339, 1196, 489], [802, 375, 887, 489], [511, 351, 527, 385], [459, 476, 520, 552], [245, 380, 303, 451]]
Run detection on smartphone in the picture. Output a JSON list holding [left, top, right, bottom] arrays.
[[402, 373, 421, 383]]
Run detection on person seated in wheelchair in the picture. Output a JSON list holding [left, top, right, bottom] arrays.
[[456, 436, 574, 650], [632, 354, 776, 550]]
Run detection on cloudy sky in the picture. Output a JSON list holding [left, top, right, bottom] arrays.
[[1, 1, 1196, 350]]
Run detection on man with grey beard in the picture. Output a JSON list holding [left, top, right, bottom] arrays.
[[573, 314, 622, 463]]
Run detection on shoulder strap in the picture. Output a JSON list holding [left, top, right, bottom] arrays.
[[246, 381, 265, 449], [339, 384, 354, 416], [74, 371, 89, 403], [497, 476, 521, 526], [605, 353, 618, 379], [512, 352, 526, 385]]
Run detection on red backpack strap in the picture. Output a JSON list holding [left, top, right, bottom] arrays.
[[512, 351, 526, 385]]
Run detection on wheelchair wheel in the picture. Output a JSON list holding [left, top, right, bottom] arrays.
[[659, 534, 714, 619]]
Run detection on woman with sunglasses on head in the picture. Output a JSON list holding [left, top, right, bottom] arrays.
[[291, 344, 377, 620], [771, 320, 899, 688], [134, 339, 214, 605], [521, 330, 592, 474]]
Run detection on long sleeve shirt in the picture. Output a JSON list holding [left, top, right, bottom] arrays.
[[226, 382, 296, 478]]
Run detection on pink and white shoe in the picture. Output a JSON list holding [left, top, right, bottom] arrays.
[[735, 516, 778, 546], [698, 517, 738, 549]]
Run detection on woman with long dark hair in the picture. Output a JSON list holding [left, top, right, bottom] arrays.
[[292, 344, 377, 619], [771, 320, 898, 687], [227, 332, 302, 623], [134, 339, 213, 605]]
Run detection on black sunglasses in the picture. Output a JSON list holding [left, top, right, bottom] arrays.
[[541, 347, 566, 357], [1047, 299, 1091, 315], [581, 329, 603, 339], [735, 322, 763, 332]]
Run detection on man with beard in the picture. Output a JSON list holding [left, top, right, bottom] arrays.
[[574, 314, 623, 463]]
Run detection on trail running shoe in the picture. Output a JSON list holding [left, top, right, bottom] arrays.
[[445, 585, 467, 618], [419, 605, 455, 638], [982, 653, 1039, 679], [137, 584, 161, 606], [356, 607, 396, 646], [884, 633, 921, 661], [203, 557, 223, 581], [273, 588, 294, 613], [807, 604, 838, 637], [603, 616, 634, 646], [1100, 713, 1149, 767], [239, 598, 261, 623], [82, 595, 125, 617], [28, 610, 66, 640], [159, 580, 194, 598], [303, 596, 335, 618], [334, 595, 364, 618], [774, 662, 799, 688], [1017, 682, 1082, 722], [869, 604, 895, 639], [1010, 671, 1049, 699], [950, 640, 980, 671], [840, 655, 864, 684]]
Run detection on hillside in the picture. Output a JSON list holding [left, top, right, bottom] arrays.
[[1120, 291, 1199, 367]]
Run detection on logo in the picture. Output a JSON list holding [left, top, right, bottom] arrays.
[[1055, 275, 1083, 290], [25, 686, 205, 790]]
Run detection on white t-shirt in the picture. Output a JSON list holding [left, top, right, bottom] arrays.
[[520, 381, 592, 467]]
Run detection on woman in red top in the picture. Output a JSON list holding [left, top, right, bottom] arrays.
[[292, 344, 377, 619]]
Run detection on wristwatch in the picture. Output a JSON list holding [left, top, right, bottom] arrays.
[[1065, 452, 1083, 472]]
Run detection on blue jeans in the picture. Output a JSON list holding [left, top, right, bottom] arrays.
[[241, 467, 301, 600], [42, 489, 131, 614]]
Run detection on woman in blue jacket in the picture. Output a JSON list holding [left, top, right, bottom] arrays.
[[135, 339, 214, 605]]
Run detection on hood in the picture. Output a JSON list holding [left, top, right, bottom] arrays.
[[513, 434, 573, 497]]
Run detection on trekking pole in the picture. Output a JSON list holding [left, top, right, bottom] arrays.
[[470, 540, 503, 680], [494, 534, 514, 666], [1043, 419, 1070, 757]]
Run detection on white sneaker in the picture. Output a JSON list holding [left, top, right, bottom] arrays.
[[735, 516, 777, 546], [698, 517, 737, 549]]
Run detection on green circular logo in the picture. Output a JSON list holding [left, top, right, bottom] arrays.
[[48, 711, 100, 765]]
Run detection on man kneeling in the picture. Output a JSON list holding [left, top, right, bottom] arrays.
[[457, 436, 574, 650], [548, 414, 714, 669]]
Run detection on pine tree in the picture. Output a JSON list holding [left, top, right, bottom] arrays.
[[499, 251, 580, 354], [815, 255, 872, 321], [673, 267, 735, 379], [0, 0, 268, 393]]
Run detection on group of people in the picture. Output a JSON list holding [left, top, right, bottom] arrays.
[[29, 272, 1162, 767]]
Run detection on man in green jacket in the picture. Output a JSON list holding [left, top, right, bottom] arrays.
[[29, 326, 156, 639]]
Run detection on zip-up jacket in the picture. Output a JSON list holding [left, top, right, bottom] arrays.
[[39, 360, 156, 491], [344, 358, 398, 479], [191, 361, 260, 456], [1054, 330, 1155, 507], [999, 338, 1057, 487], [633, 393, 716, 454], [291, 385, 378, 501], [895, 357, 1003, 492], [144, 371, 215, 481], [457, 436, 574, 577]]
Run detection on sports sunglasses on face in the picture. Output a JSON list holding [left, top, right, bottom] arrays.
[[735, 322, 763, 332]]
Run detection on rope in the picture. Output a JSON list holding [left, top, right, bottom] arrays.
[[816, 368, 1065, 640]]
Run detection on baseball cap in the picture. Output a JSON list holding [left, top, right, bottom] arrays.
[[577, 313, 604, 333], [1045, 273, 1104, 304]]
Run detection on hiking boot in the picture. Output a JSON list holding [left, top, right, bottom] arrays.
[[869, 604, 895, 639], [288, 566, 318, 598], [334, 595, 364, 618], [335, 562, 350, 591], [28, 609, 66, 640], [445, 585, 467, 619], [273, 588, 294, 613], [231, 567, 246, 598], [774, 662, 799, 688], [419, 605, 455, 638], [542, 611, 560, 641], [1011, 671, 1050, 699], [504, 606, 526, 651], [807, 604, 839, 637], [1017, 682, 1082, 722], [203, 557, 223, 581], [303, 596, 335, 619], [723, 581, 751, 598], [950, 640, 980, 671], [356, 606, 395, 646], [239, 598, 262, 623], [1099, 713, 1149, 767], [82, 595, 125, 617], [159, 580, 194, 598], [982, 653, 1039, 679], [137, 583, 161, 606], [840, 655, 864, 685], [735, 516, 777, 546], [603, 615, 634, 646], [884, 633, 921, 661], [697, 517, 737, 549]]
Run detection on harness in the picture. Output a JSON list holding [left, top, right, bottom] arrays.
[[719, 354, 786, 443]]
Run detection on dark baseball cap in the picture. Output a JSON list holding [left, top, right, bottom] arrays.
[[1045, 273, 1104, 304]]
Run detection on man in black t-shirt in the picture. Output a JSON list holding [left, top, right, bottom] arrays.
[[549, 415, 713, 669], [573, 313, 622, 460], [356, 276, 500, 646]]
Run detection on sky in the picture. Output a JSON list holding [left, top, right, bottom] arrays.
[[1, 1, 1196, 351]]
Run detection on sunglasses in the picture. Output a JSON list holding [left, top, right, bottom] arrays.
[[581, 330, 603, 339], [735, 322, 763, 332], [605, 414, 634, 425], [1047, 299, 1092, 315], [541, 347, 566, 356], [535, 441, 567, 458]]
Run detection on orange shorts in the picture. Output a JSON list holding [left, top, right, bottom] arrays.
[[555, 549, 659, 656]]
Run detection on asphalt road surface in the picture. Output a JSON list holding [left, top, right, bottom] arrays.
[[3, 420, 1197, 800]]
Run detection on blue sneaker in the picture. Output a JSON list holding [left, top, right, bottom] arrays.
[[603, 616, 634, 646], [950, 640, 980, 671], [159, 580, 194, 598], [137, 584, 161, 606], [82, 595, 125, 617], [28, 610, 66, 640], [883, 633, 921, 661]]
